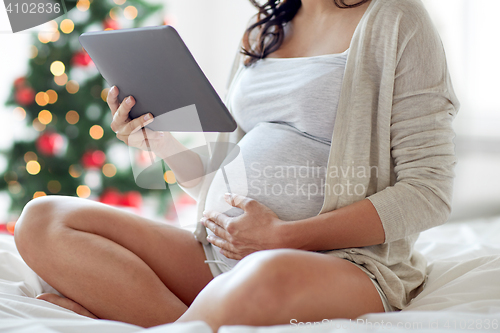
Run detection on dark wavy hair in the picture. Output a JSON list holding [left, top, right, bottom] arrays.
[[242, 0, 371, 66]]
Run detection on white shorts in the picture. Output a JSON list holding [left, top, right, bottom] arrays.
[[201, 243, 396, 313]]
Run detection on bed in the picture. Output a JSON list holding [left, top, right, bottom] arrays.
[[1, 215, 500, 333]]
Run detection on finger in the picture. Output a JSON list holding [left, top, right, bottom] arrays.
[[119, 130, 163, 149], [207, 235, 232, 252], [224, 193, 255, 211], [202, 217, 230, 240], [220, 248, 243, 260], [107, 86, 120, 116], [203, 210, 231, 229], [113, 95, 136, 125], [125, 113, 154, 135]]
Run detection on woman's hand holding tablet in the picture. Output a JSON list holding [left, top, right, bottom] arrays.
[[106, 85, 205, 189]]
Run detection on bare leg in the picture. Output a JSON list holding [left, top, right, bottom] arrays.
[[15, 196, 213, 328], [36, 293, 98, 318], [177, 249, 385, 332]]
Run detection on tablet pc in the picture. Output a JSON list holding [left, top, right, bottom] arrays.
[[79, 25, 237, 132]]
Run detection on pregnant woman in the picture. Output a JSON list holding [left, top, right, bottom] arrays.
[[14, 0, 459, 331]]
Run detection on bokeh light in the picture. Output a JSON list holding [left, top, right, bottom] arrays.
[[6, 221, 16, 235], [77, 0, 90, 12], [69, 164, 83, 178], [13, 107, 26, 121], [24, 151, 38, 163], [38, 110, 53, 125], [164, 170, 176, 184], [33, 191, 47, 199], [4, 172, 17, 182], [109, 7, 121, 21], [46, 89, 58, 104], [101, 88, 110, 102], [50, 30, 60, 42], [124, 6, 138, 20], [38, 32, 52, 44], [102, 163, 117, 177], [66, 80, 80, 94], [60, 19, 75, 34], [50, 61, 65, 76], [89, 125, 104, 140], [35, 92, 49, 106], [66, 110, 80, 125], [8, 181, 22, 195], [54, 73, 68, 86], [114, 0, 127, 5], [26, 161, 41, 175], [48, 180, 62, 193], [76, 185, 91, 198], [29, 45, 38, 59], [32, 118, 46, 132]]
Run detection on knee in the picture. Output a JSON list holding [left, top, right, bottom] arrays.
[[222, 249, 305, 308], [14, 196, 63, 262]]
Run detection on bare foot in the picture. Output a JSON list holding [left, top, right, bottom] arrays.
[[36, 293, 98, 319]]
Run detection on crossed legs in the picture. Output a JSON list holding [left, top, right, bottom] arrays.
[[14, 196, 384, 331]]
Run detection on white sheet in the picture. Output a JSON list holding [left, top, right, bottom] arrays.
[[1, 216, 500, 332]]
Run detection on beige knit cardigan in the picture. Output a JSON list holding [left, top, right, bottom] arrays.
[[182, 0, 460, 310]]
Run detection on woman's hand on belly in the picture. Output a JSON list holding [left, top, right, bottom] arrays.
[[201, 193, 286, 260]]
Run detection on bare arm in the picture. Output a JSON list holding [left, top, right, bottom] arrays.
[[277, 199, 385, 251], [106, 86, 205, 189]]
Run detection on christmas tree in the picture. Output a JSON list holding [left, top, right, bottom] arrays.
[[0, 0, 183, 233]]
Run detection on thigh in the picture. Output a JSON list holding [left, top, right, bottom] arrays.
[[21, 195, 213, 305], [235, 249, 385, 320], [180, 249, 385, 328]]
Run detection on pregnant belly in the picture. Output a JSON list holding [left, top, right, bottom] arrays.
[[204, 122, 330, 222]]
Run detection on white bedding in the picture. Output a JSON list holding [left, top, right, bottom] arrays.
[[1, 216, 500, 332]]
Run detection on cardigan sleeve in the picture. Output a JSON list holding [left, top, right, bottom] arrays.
[[367, 4, 460, 244]]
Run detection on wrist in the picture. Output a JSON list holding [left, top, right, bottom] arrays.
[[273, 219, 304, 250]]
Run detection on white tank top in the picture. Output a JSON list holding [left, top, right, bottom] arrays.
[[204, 49, 349, 271]]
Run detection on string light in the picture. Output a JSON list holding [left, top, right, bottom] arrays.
[[54, 73, 68, 86], [66, 80, 79, 94], [66, 110, 80, 125], [13, 107, 26, 121], [6, 221, 16, 234], [102, 163, 117, 177], [124, 6, 138, 20], [101, 88, 110, 102], [32, 118, 46, 132], [77, 0, 90, 12], [48, 180, 61, 193], [89, 125, 104, 140], [4, 171, 17, 182], [33, 191, 47, 199], [46, 89, 58, 104], [50, 61, 65, 76], [76, 185, 91, 198], [26, 161, 41, 175], [164, 170, 176, 184], [29, 45, 38, 59], [69, 164, 82, 178], [24, 151, 38, 163], [60, 19, 75, 34], [48, 20, 58, 31], [38, 32, 51, 44], [50, 30, 60, 42], [35, 92, 49, 106], [38, 110, 53, 125], [8, 181, 22, 195], [109, 7, 121, 21]]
